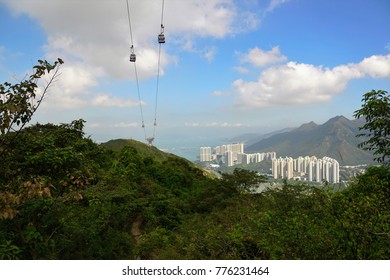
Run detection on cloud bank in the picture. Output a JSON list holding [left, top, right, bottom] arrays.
[[240, 46, 287, 67], [2, 0, 285, 109], [233, 47, 390, 108]]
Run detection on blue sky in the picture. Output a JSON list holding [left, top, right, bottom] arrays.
[[1, 0, 390, 153]]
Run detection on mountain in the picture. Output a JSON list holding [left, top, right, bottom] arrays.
[[246, 116, 375, 166], [230, 127, 295, 147], [229, 133, 262, 146]]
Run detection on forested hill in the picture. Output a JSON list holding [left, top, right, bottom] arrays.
[[100, 139, 172, 161], [246, 116, 375, 166], [0, 121, 389, 260], [100, 138, 211, 177]]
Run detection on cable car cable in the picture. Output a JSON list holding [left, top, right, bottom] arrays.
[[126, 0, 147, 140], [160, 0, 165, 26], [152, 0, 165, 140], [125, 0, 165, 145]]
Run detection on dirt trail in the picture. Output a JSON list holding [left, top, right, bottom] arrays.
[[131, 214, 143, 244]]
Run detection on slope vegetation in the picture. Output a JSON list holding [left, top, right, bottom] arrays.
[[1, 120, 388, 260]]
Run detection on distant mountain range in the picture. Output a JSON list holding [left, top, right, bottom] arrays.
[[245, 116, 375, 166], [229, 127, 295, 147]]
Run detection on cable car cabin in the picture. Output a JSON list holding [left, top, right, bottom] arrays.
[[158, 33, 165, 44], [129, 53, 136, 62]]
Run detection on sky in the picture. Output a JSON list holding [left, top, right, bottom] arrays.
[[1, 0, 390, 157]]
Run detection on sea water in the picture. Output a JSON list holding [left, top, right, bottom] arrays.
[[155, 137, 227, 162]]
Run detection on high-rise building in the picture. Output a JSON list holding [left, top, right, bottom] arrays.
[[272, 155, 339, 183], [199, 146, 211, 162], [331, 160, 339, 183], [315, 159, 322, 182], [322, 157, 340, 183], [207, 142, 277, 167], [267, 152, 276, 160], [303, 156, 311, 173], [296, 156, 304, 172], [226, 151, 234, 167], [308, 161, 313, 181], [272, 158, 279, 179], [286, 157, 294, 179], [238, 153, 250, 164], [228, 143, 244, 154]]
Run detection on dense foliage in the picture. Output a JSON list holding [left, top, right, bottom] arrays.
[[0, 121, 389, 260], [0, 68, 389, 259], [354, 89, 390, 166]]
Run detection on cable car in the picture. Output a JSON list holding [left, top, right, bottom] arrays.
[[129, 53, 136, 62], [129, 45, 136, 62], [158, 34, 165, 44], [158, 24, 165, 44]]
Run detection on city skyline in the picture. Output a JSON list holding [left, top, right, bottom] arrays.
[[200, 142, 340, 183], [200, 142, 276, 167]]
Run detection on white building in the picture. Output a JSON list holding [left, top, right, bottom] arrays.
[[199, 146, 211, 162], [286, 157, 294, 179], [202, 142, 276, 167], [215, 143, 244, 165], [226, 151, 234, 167], [331, 160, 340, 183], [272, 158, 279, 179], [272, 156, 340, 183]]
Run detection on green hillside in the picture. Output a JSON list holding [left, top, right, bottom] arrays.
[[100, 138, 171, 161], [100, 138, 212, 178], [1, 121, 389, 260]]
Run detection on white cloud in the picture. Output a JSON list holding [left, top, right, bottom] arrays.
[[185, 121, 244, 128], [1, 0, 291, 112], [206, 122, 244, 127], [37, 63, 141, 109], [212, 90, 228, 97], [358, 54, 390, 78], [185, 122, 200, 127], [89, 122, 139, 129], [203, 47, 218, 62], [166, 0, 236, 38], [91, 95, 141, 108], [241, 46, 287, 67], [1, 0, 262, 109], [37, 63, 97, 109], [234, 66, 250, 74], [235, 11, 261, 32], [266, 0, 290, 12], [88, 123, 101, 128], [3, 0, 240, 76], [114, 122, 139, 128], [234, 54, 390, 108], [0, 0, 235, 84]]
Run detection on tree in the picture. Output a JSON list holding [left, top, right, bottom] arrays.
[[221, 168, 267, 191], [0, 120, 113, 259], [353, 90, 390, 166], [0, 58, 64, 152], [0, 59, 64, 222]]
